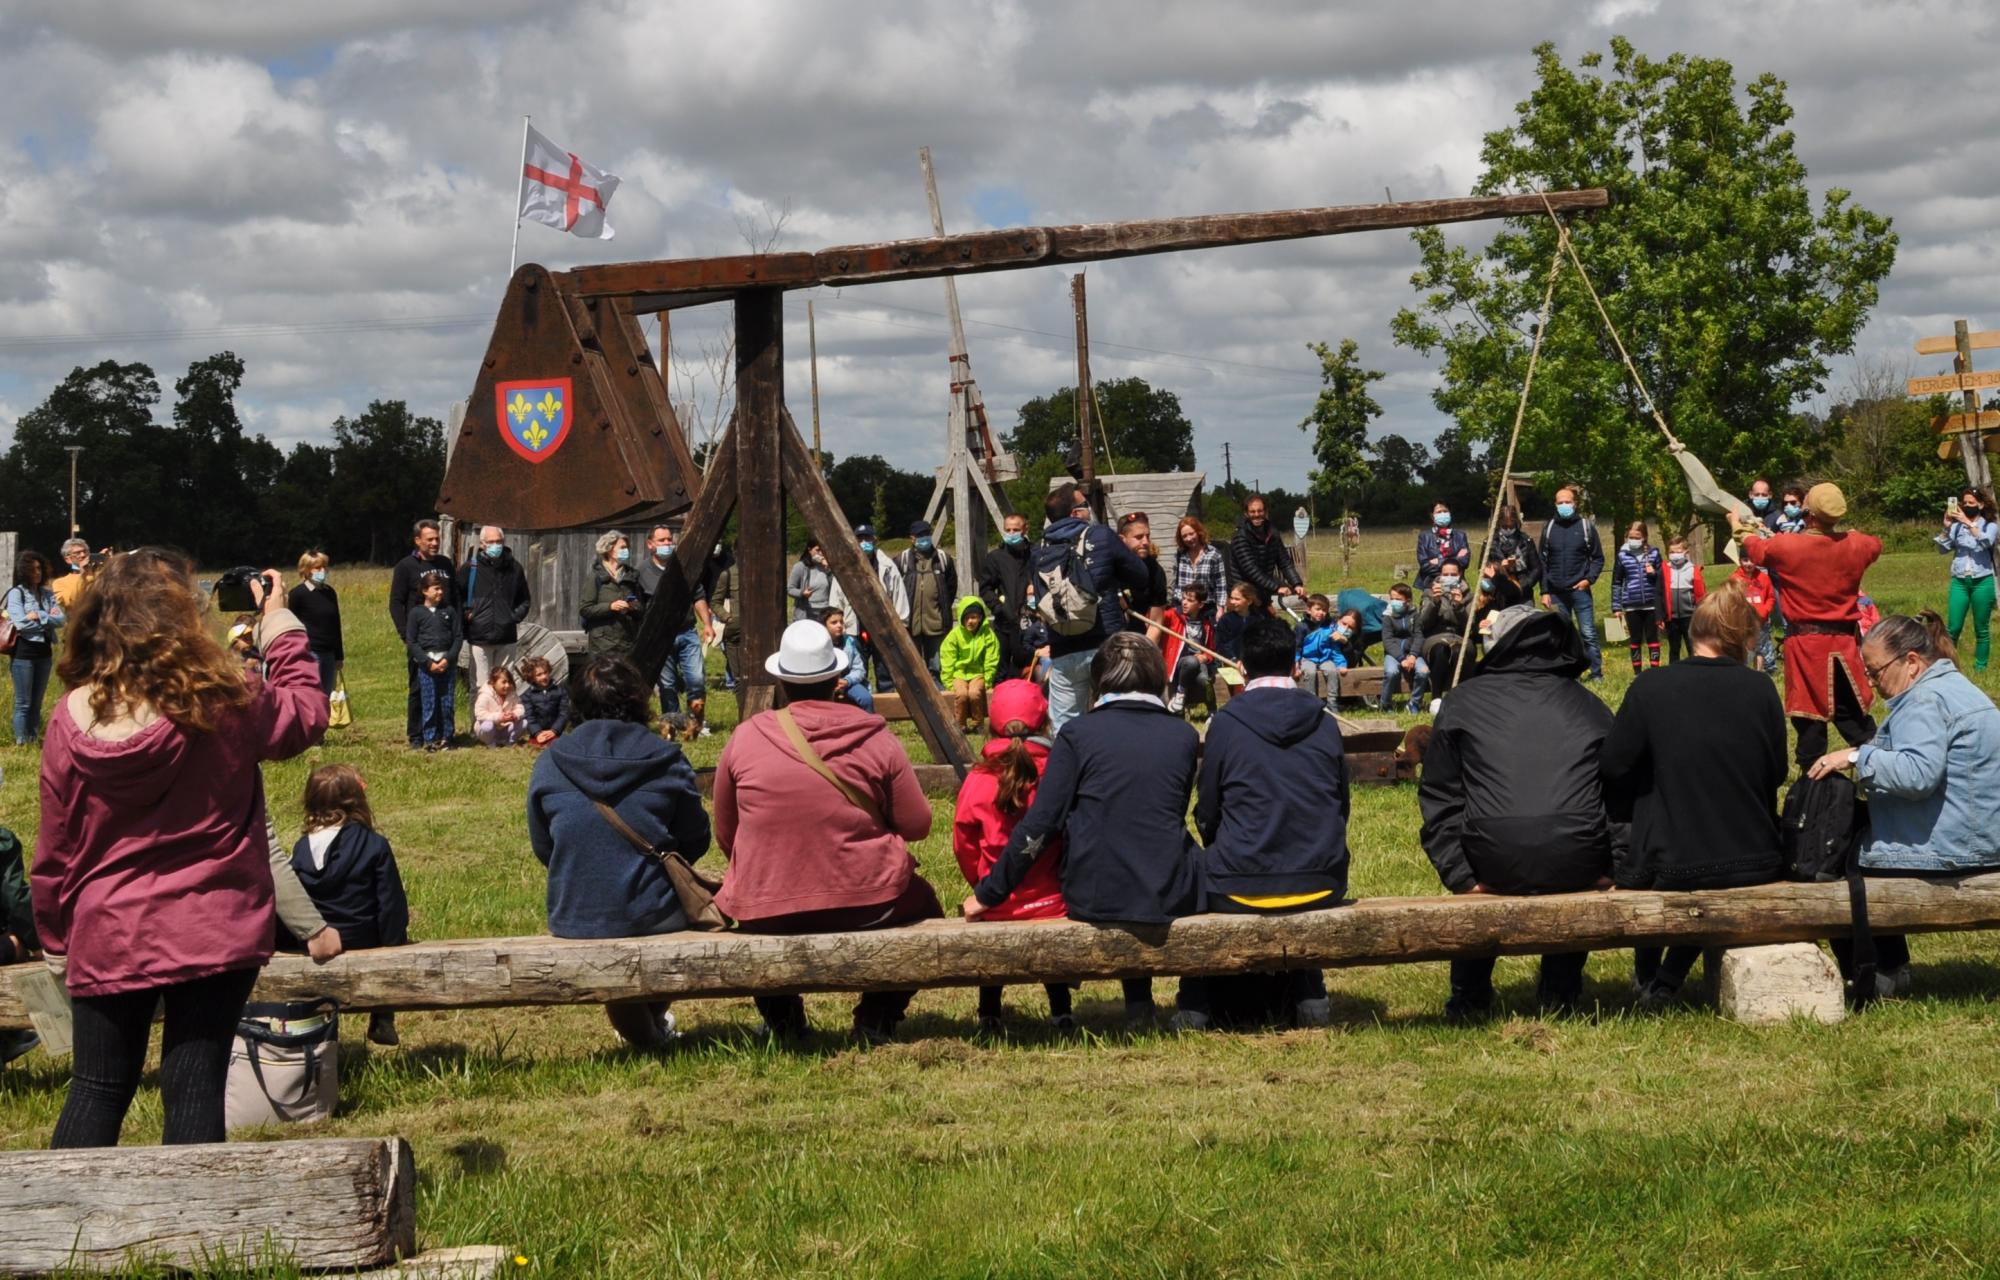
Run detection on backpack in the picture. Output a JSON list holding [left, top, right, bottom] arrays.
[[1034, 527, 1102, 637], [1779, 773, 1880, 1007]]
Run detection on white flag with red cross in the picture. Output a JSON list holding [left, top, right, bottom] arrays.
[[518, 123, 620, 241]]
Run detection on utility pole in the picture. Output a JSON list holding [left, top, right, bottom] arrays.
[[807, 300, 823, 472], [1071, 272, 1099, 515], [1222, 442, 1233, 489], [65, 446, 81, 535]]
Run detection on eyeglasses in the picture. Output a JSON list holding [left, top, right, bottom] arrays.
[[1863, 652, 1913, 685]]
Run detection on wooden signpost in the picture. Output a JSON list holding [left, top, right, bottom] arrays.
[[1910, 321, 1998, 490]]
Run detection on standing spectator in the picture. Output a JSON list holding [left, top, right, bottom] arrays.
[[528, 656, 711, 1049], [978, 512, 1037, 676], [708, 553, 746, 704], [1414, 501, 1472, 595], [963, 633, 1200, 1029], [474, 666, 527, 746], [787, 540, 833, 623], [1490, 505, 1542, 597], [1171, 516, 1228, 626], [896, 520, 957, 683], [827, 525, 908, 693], [939, 596, 999, 732], [1379, 582, 1430, 711], [1805, 612, 2000, 996], [1610, 521, 1665, 674], [636, 524, 715, 735], [1740, 483, 1881, 768], [713, 621, 939, 1044], [579, 531, 641, 657], [1035, 485, 1150, 732], [517, 655, 569, 744], [1746, 476, 1777, 527], [388, 520, 456, 750], [1937, 487, 1996, 671], [34, 552, 326, 1146], [824, 611, 874, 713], [1773, 484, 1809, 535], [1227, 494, 1305, 613], [1660, 535, 1706, 663], [1729, 559, 1778, 672], [289, 764, 409, 1046], [1178, 614, 1349, 1030], [1537, 486, 1606, 681], [51, 538, 90, 613], [287, 551, 344, 694], [458, 525, 532, 692], [404, 571, 462, 751], [1420, 607, 1614, 1020], [7, 552, 65, 746], [1600, 584, 1786, 1006], [1118, 512, 1170, 640]]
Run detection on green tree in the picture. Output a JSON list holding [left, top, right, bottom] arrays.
[[1005, 377, 1196, 473], [1390, 38, 1896, 527], [171, 351, 262, 563], [327, 401, 445, 563], [0, 359, 172, 555], [1299, 338, 1382, 511]]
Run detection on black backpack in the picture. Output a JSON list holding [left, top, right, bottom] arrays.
[[1780, 774, 1878, 1006]]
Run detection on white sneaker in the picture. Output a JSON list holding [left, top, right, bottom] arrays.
[[1167, 692, 1186, 714]]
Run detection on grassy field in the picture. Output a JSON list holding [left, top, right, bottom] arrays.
[[4, 529, 1999, 1278]]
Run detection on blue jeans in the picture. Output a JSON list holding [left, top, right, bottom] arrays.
[[655, 629, 706, 714], [416, 668, 454, 744], [842, 682, 876, 713], [1047, 649, 1095, 733], [10, 655, 51, 744], [1381, 653, 1429, 709], [1548, 587, 1603, 677], [313, 650, 339, 694]]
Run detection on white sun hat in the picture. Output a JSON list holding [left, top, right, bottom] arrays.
[[764, 619, 846, 683]]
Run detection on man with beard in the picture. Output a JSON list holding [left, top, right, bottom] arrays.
[[1228, 494, 1305, 614]]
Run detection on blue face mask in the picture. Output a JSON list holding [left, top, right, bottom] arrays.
[[1434, 512, 1452, 528], [1556, 503, 1576, 520], [1479, 577, 1494, 591], [654, 544, 673, 561], [1333, 626, 1350, 640], [615, 547, 631, 564], [311, 570, 327, 584], [1783, 503, 1802, 518], [1003, 532, 1026, 546], [484, 543, 504, 559], [915, 538, 934, 552], [859, 541, 875, 555], [1751, 496, 1771, 512], [1387, 599, 1406, 616]]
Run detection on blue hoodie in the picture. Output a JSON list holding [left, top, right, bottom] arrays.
[[1195, 686, 1350, 902], [526, 719, 712, 938], [1294, 617, 1347, 668]]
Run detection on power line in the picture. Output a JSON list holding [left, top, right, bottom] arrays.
[[0, 313, 492, 351]]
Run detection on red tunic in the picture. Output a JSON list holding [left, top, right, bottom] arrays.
[[1742, 530, 1882, 720]]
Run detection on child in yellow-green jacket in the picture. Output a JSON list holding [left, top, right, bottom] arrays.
[[938, 595, 1001, 732]]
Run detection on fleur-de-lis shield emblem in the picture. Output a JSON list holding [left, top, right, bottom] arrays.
[[494, 378, 572, 464]]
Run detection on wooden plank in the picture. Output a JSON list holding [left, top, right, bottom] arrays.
[[1935, 410, 2000, 434], [1917, 329, 2000, 356], [11, 874, 2000, 1023], [1908, 370, 2000, 396], [561, 190, 1612, 301], [0, 1138, 415, 1275], [733, 289, 787, 711], [631, 420, 736, 685]]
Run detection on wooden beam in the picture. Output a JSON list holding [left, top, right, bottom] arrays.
[[631, 418, 737, 684], [733, 288, 787, 718], [561, 190, 1612, 300], [1, 1138, 415, 1275], [11, 874, 2000, 1024]]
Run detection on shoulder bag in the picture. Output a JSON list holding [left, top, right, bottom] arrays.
[[775, 705, 887, 828], [590, 799, 728, 930], [0, 588, 18, 657], [326, 671, 353, 728]]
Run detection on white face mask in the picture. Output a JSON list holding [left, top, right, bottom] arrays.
[[1623, 539, 1643, 553], [1670, 553, 1688, 566]]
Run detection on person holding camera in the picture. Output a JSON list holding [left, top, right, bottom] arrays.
[[1490, 504, 1542, 597], [1936, 487, 1996, 671], [34, 553, 327, 1146], [1418, 563, 1474, 693], [580, 531, 642, 657], [388, 520, 456, 749]]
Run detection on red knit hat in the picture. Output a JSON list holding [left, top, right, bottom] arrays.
[[987, 680, 1049, 737]]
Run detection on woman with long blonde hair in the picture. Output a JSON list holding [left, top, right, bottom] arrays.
[[32, 550, 327, 1147]]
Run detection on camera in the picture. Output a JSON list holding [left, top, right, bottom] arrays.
[[213, 566, 275, 614]]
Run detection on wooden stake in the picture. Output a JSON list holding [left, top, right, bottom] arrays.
[[807, 299, 822, 472]]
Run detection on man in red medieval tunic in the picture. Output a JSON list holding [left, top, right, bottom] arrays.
[[1740, 483, 1881, 768]]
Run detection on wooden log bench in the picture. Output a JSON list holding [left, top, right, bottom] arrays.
[[0, 1137, 502, 1277], [8, 875, 1999, 1026]]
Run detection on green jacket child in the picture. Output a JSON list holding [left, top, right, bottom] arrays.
[[938, 595, 1000, 687]]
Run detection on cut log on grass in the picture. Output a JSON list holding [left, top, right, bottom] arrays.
[[8, 875, 2000, 1024], [0, 1137, 415, 1275]]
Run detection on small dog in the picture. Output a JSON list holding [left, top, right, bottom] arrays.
[[1395, 723, 1434, 778]]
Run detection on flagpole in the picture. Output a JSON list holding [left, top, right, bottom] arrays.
[[508, 114, 530, 279]]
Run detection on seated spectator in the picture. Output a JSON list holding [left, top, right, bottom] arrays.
[[1418, 563, 1473, 693], [939, 595, 999, 732], [1379, 582, 1430, 712], [1292, 594, 1346, 709], [1419, 606, 1614, 1020], [1334, 586, 1388, 656], [1211, 582, 1260, 709], [1163, 583, 1214, 716], [963, 632, 1201, 1029], [1177, 615, 1349, 1031], [952, 681, 1073, 1033], [1806, 610, 2000, 996], [1477, 553, 1528, 617], [1, 824, 42, 1065], [518, 655, 569, 745], [824, 611, 875, 714], [1600, 583, 1785, 1006], [527, 656, 711, 1048], [474, 666, 527, 747], [290, 764, 410, 1046], [714, 621, 938, 1044], [1332, 607, 1367, 669]]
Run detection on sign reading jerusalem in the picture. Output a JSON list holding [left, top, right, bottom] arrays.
[[495, 378, 572, 463]]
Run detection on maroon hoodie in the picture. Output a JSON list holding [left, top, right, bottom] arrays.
[[32, 621, 328, 996], [712, 699, 932, 921]]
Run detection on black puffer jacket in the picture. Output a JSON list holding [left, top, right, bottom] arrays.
[[458, 549, 532, 645], [1228, 520, 1301, 599], [1418, 610, 1613, 894]]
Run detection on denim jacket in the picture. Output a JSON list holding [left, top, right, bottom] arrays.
[[1855, 659, 2000, 870], [3, 585, 63, 645], [1934, 518, 1997, 580]]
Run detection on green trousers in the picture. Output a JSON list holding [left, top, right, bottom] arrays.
[[1947, 574, 1996, 670]]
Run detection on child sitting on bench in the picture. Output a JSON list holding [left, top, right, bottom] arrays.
[[290, 764, 409, 1046]]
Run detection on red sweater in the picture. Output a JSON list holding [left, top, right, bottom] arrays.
[[32, 622, 328, 996], [712, 700, 932, 921], [952, 738, 1066, 921]]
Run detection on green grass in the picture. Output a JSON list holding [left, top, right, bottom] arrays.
[[4, 532, 1999, 1278]]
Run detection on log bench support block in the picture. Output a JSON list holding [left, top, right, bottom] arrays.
[[1715, 943, 1846, 1026]]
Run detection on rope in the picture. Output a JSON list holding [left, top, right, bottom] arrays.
[[1126, 611, 1364, 734], [1447, 240, 1567, 691]]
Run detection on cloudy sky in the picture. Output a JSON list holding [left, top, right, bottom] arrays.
[[3, 0, 1995, 497]]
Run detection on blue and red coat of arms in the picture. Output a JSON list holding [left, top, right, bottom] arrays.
[[495, 378, 572, 464]]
